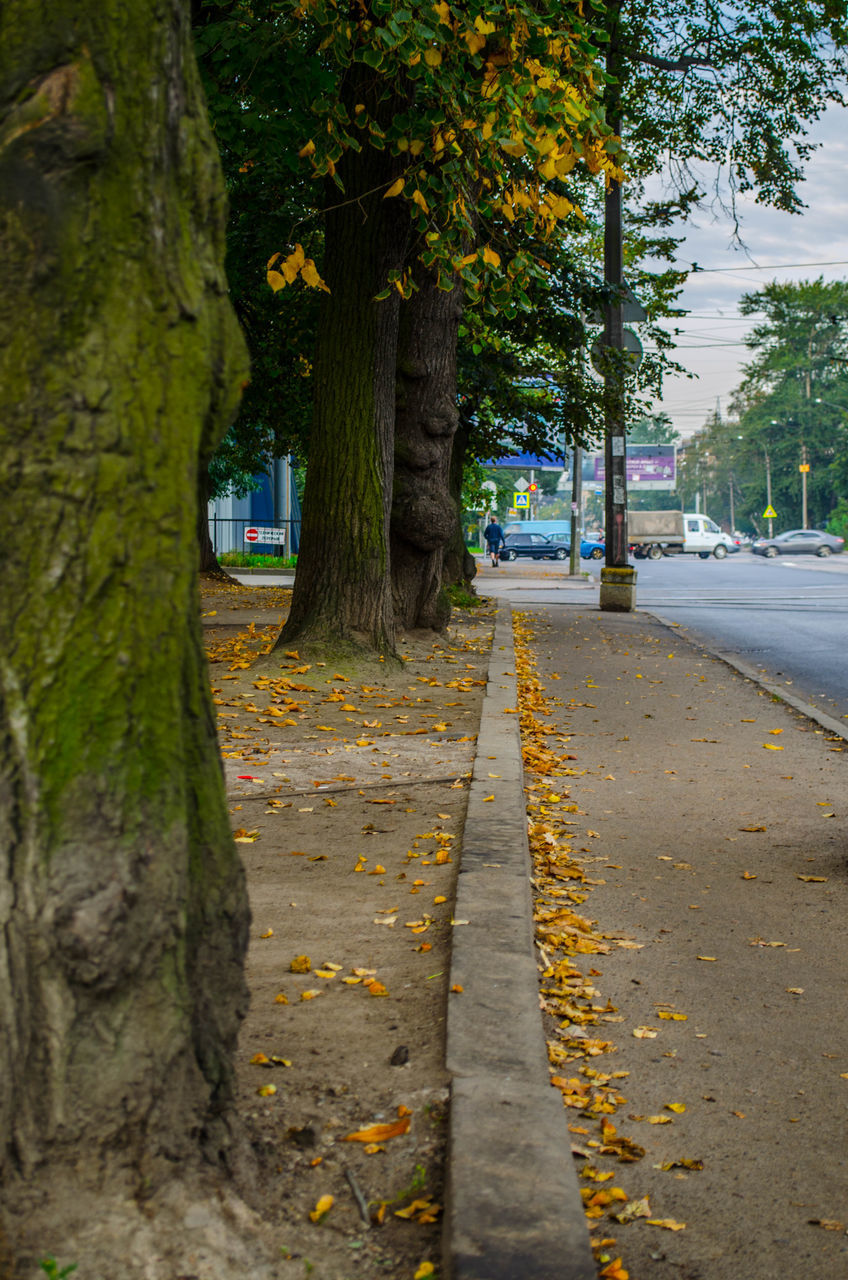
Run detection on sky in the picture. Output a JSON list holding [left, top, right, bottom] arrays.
[[642, 105, 848, 439]]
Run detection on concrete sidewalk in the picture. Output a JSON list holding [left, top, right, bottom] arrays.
[[447, 602, 848, 1280]]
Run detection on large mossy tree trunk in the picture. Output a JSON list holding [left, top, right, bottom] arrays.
[[0, 0, 249, 1208], [276, 71, 408, 660], [390, 269, 463, 631]]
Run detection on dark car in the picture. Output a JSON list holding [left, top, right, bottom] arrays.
[[501, 532, 570, 561], [751, 529, 845, 558]]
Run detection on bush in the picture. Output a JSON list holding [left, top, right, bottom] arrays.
[[826, 498, 848, 540]]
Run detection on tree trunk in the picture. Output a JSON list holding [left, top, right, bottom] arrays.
[[277, 72, 408, 659], [391, 269, 463, 630], [442, 422, 479, 591], [0, 0, 249, 1207], [198, 462, 229, 577]]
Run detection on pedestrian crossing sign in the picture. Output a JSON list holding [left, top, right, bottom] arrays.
[[763, 504, 777, 519], [514, 492, 530, 508]]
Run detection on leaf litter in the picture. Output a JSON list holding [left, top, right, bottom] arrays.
[[202, 576, 495, 1278]]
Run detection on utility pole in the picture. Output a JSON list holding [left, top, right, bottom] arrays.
[[569, 445, 581, 576], [800, 443, 809, 527], [764, 447, 773, 537], [599, 0, 636, 612]]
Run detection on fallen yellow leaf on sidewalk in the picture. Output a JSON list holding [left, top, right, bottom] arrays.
[[309, 1194, 333, 1223], [343, 1115, 411, 1143]]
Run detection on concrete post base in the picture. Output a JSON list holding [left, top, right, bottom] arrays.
[[599, 565, 637, 612]]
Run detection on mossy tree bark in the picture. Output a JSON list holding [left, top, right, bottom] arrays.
[[390, 269, 463, 630], [276, 71, 408, 659], [0, 0, 249, 1199]]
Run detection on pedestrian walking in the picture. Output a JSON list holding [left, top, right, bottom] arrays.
[[484, 516, 505, 567]]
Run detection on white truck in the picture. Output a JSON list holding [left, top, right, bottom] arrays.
[[628, 511, 734, 560]]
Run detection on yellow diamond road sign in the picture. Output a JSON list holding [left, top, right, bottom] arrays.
[[514, 492, 530, 508], [763, 504, 777, 519]]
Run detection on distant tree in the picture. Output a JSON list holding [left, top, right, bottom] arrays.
[[628, 412, 680, 445], [731, 279, 848, 526]]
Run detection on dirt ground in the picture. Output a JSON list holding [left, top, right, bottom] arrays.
[[201, 576, 495, 1280]]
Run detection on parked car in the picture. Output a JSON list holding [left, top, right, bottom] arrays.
[[500, 532, 606, 562], [501, 532, 570, 561], [751, 529, 845, 557], [581, 535, 605, 560]]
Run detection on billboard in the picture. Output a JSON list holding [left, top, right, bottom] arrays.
[[592, 444, 676, 490]]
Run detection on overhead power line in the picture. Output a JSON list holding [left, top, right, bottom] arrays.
[[681, 258, 848, 274]]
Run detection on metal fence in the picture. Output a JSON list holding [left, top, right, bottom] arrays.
[[209, 516, 301, 556]]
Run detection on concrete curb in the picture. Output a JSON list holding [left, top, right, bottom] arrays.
[[643, 610, 848, 744], [443, 609, 596, 1280]]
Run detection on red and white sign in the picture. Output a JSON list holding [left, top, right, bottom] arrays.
[[243, 526, 286, 545]]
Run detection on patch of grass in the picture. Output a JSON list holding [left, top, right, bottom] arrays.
[[447, 584, 482, 609], [219, 551, 297, 569], [39, 1260, 77, 1280]]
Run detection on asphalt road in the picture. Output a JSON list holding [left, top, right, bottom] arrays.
[[477, 551, 848, 726]]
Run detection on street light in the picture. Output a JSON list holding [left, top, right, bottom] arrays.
[[769, 418, 809, 529]]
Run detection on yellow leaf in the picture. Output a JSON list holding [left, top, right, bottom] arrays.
[[465, 30, 486, 55], [474, 15, 496, 33], [395, 1197, 440, 1221], [274, 993, 288, 1004], [259, 928, 273, 938], [482, 246, 501, 268], [451, 983, 464, 993], [763, 743, 784, 750], [290, 955, 311, 973], [432, 0, 451, 23], [300, 260, 330, 292], [314, 969, 337, 979], [666, 1102, 686, 1113], [257, 1083, 277, 1097], [424, 47, 442, 67], [647, 1218, 687, 1231], [611, 1196, 651, 1224], [343, 1116, 411, 1143], [266, 270, 287, 293], [298, 139, 316, 158], [384, 177, 405, 198], [697, 955, 718, 962], [482, 794, 495, 802], [250, 1053, 271, 1065], [415, 1264, 436, 1280], [633, 1026, 658, 1039], [412, 189, 430, 214], [797, 875, 827, 883], [309, 1194, 333, 1223], [300, 989, 322, 1001]]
